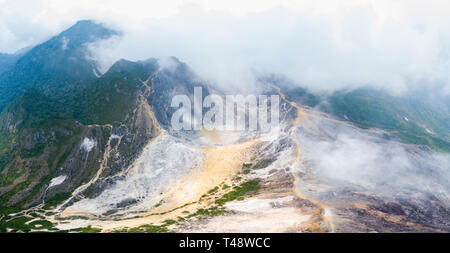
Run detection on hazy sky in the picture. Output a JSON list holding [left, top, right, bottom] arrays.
[[2, 0, 450, 94]]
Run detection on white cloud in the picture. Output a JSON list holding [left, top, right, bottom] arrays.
[[2, 0, 450, 94], [297, 120, 450, 200]]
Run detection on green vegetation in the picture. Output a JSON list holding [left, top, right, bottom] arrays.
[[28, 220, 56, 230], [233, 176, 242, 181], [91, 177, 257, 233], [0, 22, 160, 217], [0, 216, 34, 232], [189, 206, 227, 217], [0, 97, 83, 214], [207, 186, 219, 194], [242, 162, 254, 174], [285, 86, 322, 108], [28, 212, 46, 220], [0, 215, 57, 233], [287, 87, 450, 152], [154, 200, 164, 208], [71, 225, 102, 233], [163, 219, 176, 225], [112, 222, 170, 233], [149, 201, 197, 216], [122, 224, 168, 233], [325, 89, 450, 152], [75, 69, 142, 125], [0, 62, 145, 214], [215, 179, 261, 205], [111, 227, 129, 233], [43, 192, 72, 209], [242, 163, 252, 168]]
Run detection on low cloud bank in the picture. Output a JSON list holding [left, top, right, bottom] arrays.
[[298, 118, 450, 202], [88, 2, 450, 95]]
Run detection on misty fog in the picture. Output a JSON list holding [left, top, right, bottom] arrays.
[[2, 0, 450, 95], [295, 113, 450, 204]]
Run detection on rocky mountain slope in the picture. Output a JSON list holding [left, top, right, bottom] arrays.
[[0, 20, 448, 233]]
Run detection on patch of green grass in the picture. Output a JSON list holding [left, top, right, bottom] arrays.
[[0, 216, 34, 232], [233, 176, 242, 181], [154, 200, 164, 208], [222, 184, 230, 190], [125, 226, 141, 233], [112, 227, 129, 233], [186, 206, 227, 218], [28, 219, 55, 230], [71, 225, 102, 233], [113, 223, 169, 233], [163, 219, 176, 226], [29, 212, 45, 219], [215, 179, 261, 205], [43, 192, 71, 209], [140, 224, 168, 233], [243, 163, 252, 168], [207, 186, 219, 194]]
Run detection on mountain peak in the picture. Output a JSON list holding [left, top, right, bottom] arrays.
[[0, 20, 120, 111], [58, 20, 119, 48]]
